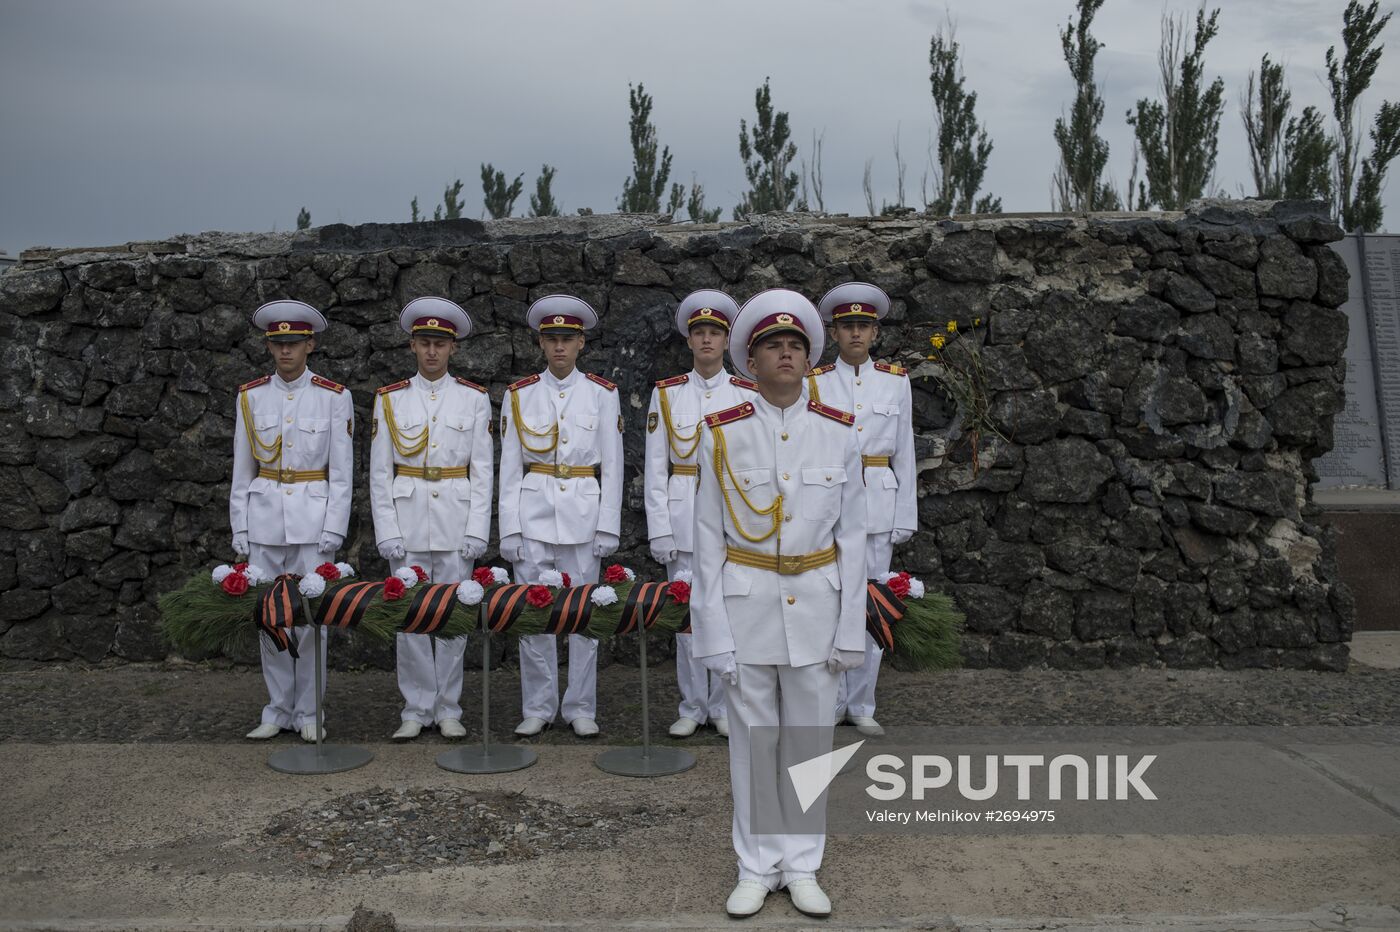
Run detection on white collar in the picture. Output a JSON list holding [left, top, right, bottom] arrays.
[[690, 367, 730, 390], [274, 368, 311, 391]]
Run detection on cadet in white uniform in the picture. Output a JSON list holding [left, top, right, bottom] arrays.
[[807, 283, 916, 737], [690, 289, 867, 919], [498, 295, 623, 738], [644, 290, 756, 739], [233, 300, 353, 744], [369, 297, 494, 741]]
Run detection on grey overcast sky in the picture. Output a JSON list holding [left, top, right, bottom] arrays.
[[2, 0, 1397, 258]]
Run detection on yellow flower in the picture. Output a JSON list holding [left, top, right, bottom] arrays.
[[930, 334, 946, 349], [973, 317, 981, 327], [946, 320, 958, 333]]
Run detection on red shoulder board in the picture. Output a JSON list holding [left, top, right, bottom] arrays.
[[808, 364, 836, 378], [655, 373, 689, 389], [238, 375, 271, 392], [454, 376, 487, 393], [377, 379, 411, 395], [311, 375, 345, 394], [508, 374, 540, 392], [874, 361, 908, 377], [703, 401, 756, 428], [586, 372, 617, 391], [808, 399, 855, 425], [729, 376, 757, 391]]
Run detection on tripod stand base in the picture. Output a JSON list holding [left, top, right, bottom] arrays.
[[595, 746, 696, 777], [267, 744, 374, 775], [436, 745, 538, 774]]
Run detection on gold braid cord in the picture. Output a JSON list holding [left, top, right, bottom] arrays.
[[381, 392, 429, 460], [806, 373, 822, 403], [711, 424, 782, 545], [509, 387, 559, 455], [658, 385, 701, 461], [239, 390, 282, 466]]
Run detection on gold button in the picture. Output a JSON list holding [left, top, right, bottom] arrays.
[[858, 426, 864, 432], [286, 393, 294, 400], [782, 473, 790, 481], [706, 391, 713, 399], [781, 432, 789, 441], [562, 438, 569, 444], [786, 595, 795, 605], [856, 379, 862, 386], [784, 514, 793, 523], [285, 416, 293, 423], [743, 478, 750, 485], [286, 442, 293, 449], [856, 404, 863, 410], [285, 489, 292, 496], [559, 484, 566, 491], [431, 443, 438, 449], [825, 475, 832, 481], [432, 416, 437, 422], [559, 392, 565, 398]]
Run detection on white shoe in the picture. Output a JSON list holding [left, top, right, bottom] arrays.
[[725, 880, 769, 917], [668, 717, 700, 737], [785, 878, 831, 917], [438, 719, 466, 739], [299, 723, 326, 743], [514, 717, 549, 737], [245, 723, 281, 740], [392, 721, 422, 741], [570, 717, 599, 738], [713, 717, 729, 737], [849, 716, 885, 737]]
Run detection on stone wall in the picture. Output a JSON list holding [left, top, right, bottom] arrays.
[[0, 200, 1355, 670]]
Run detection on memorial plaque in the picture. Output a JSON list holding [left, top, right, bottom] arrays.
[[1317, 234, 1400, 489]]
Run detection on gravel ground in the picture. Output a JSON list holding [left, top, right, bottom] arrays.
[[2, 653, 1399, 744]]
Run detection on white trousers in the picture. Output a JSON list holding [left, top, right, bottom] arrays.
[[725, 661, 840, 888], [392, 550, 470, 725], [250, 542, 327, 730], [668, 551, 726, 724], [514, 538, 600, 724], [835, 532, 893, 720]]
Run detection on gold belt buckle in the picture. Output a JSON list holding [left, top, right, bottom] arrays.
[[777, 554, 804, 574], [423, 466, 442, 481], [278, 468, 296, 484], [554, 463, 570, 479]]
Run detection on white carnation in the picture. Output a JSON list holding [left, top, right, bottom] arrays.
[[673, 570, 693, 585], [875, 571, 899, 585], [394, 566, 420, 588], [538, 569, 564, 588], [298, 573, 326, 598], [245, 564, 269, 585], [622, 567, 636, 581], [212, 564, 233, 584], [490, 567, 510, 585], [456, 580, 485, 606], [908, 577, 925, 599], [335, 562, 355, 577], [590, 586, 618, 607]]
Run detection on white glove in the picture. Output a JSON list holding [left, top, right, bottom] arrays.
[[461, 536, 487, 560], [649, 535, 678, 566], [378, 538, 405, 561], [592, 532, 619, 558], [699, 651, 738, 686], [231, 532, 248, 557], [827, 648, 866, 674], [890, 528, 915, 545], [317, 532, 343, 555], [500, 533, 524, 564]]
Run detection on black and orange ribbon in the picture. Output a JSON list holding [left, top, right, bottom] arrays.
[[402, 583, 461, 635], [865, 580, 907, 653], [546, 584, 596, 635], [254, 575, 301, 657], [314, 580, 383, 630], [615, 581, 668, 635], [483, 584, 532, 633]]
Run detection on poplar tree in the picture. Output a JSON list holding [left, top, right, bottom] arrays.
[[1327, 0, 1400, 231], [1051, 0, 1120, 211], [735, 78, 799, 218]]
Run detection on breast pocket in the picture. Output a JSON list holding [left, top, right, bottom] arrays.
[[725, 467, 772, 494], [295, 418, 330, 461], [444, 416, 475, 456], [800, 466, 847, 520], [565, 412, 598, 455]]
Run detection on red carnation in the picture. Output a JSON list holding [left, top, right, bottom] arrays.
[[472, 566, 496, 588], [604, 564, 628, 583], [411, 564, 428, 583], [667, 580, 692, 605], [561, 572, 572, 589], [315, 562, 340, 581], [887, 574, 911, 599], [233, 562, 248, 572], [525, 585, 554, 608], [221, 572, 250, 596], [383, 576, 406, 601]]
